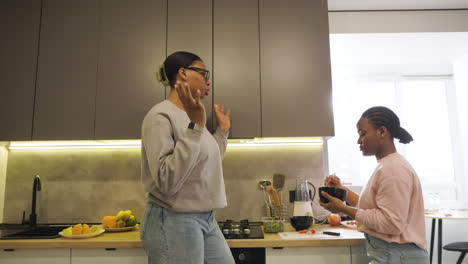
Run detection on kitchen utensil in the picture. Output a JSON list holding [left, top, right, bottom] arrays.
[[295, 179, 316, 201], [258, 180, 274, 216], [293, 201, 313, 217], [273, 174, 285, 190], [321, 231, 340, 236], [267, 184, 281, 206], [257, 181, 270, 205], [292, 179, 317, 217], [273, 173, 285, 205]]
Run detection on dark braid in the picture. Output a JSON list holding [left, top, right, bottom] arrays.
[[361, 106, 414, 144]]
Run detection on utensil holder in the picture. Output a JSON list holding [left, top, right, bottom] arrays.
[[265, 204, 287, 219]]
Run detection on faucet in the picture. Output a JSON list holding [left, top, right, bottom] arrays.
[[22, 175, 41, 227]]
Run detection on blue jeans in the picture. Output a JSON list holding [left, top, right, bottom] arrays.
[[365, 233, 429, 264], [140, 203, 235, 264]]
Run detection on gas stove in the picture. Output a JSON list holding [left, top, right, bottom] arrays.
[[218, 219, 264, 239]]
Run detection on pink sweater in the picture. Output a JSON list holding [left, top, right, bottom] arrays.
[[355, 152, 427, 250]]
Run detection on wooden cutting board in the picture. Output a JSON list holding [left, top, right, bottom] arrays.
[[279, 232, 341, 239]]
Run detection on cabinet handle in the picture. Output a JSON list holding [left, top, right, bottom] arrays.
[[272, 247, 284, 250], [105, 248, 117, 251], [4, 249, 15, 251]]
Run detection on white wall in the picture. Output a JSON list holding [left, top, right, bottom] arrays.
[[329, 10, 468, 33], [0, 144, 8, 223], [454, 54, 468, 209]]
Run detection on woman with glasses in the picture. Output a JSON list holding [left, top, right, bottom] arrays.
[[140, 51, 234, 264]]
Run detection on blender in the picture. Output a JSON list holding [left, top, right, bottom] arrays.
[[291, 179, 316, 231]]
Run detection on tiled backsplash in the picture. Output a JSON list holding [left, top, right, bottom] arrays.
[[2, 144, 326, 223], [217, 145, 327, 221]]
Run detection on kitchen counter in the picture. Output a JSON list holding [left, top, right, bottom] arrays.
[[0, 224, 365, 249]]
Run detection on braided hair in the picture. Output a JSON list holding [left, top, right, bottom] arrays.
[[156, 51, 202, 87], [361, 106, 413, 144]]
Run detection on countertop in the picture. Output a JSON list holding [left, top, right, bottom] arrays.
[[0, 224, 365, 249]]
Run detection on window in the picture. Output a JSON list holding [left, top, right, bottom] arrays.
[[327, 33, 468, 207]]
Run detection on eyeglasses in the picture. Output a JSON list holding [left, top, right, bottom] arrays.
[[185, 66, 210, 81]]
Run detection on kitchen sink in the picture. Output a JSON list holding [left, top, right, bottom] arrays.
[[0, 225, 69, 239]]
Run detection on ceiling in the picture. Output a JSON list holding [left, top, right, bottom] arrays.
[[328, 0, 468, 11]]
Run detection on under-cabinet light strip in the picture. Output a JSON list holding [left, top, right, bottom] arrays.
[[8, 138, 323, 149]]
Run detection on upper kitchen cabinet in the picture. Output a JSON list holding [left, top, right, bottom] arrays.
[[213, 0, 261, 138], [259, 0, 334, 137], [167, 0, 214, 132], [32, 0, 99, 140], [0, 0, 41, 141], [94, 0, 166, 139]]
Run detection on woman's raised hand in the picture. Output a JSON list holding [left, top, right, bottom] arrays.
[[214, 104, 231, 133], [175, 81, 206, 127]]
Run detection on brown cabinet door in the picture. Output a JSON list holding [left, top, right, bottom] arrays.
[[0, 0, 41, 141], [166, 0, 214, 132], [94, 0, 166, 139], [259, 0, 334, 137], [213, 0, 261, 138], [33, 0, 99, 140]]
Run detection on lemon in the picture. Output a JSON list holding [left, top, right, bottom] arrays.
[[62, 227, 72, 236], [90, 225, 100, 233]]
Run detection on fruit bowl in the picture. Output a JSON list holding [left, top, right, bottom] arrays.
[[59, 224, 105, 239], [59, 228, 105, 239], [104, 225, 137, 232], [102, 210, 137, 229]]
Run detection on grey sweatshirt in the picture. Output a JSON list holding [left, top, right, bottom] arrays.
[[141, 100, 229, 212]]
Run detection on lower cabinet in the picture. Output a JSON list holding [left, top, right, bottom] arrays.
[[0, 248, 71, 264], [266, 247, 351, 264], [1, 246, 367, 264], [266, 246, 369, 264], [71, 248, 148, 264], [351, 245, 370, 264]]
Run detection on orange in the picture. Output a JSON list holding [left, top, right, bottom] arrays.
[[102, 216, 117, 228], [81, 224, 91, 234], [72, 224, 82, 235]]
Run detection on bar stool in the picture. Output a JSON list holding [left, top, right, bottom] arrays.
[[443, 241, 468, 264]]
